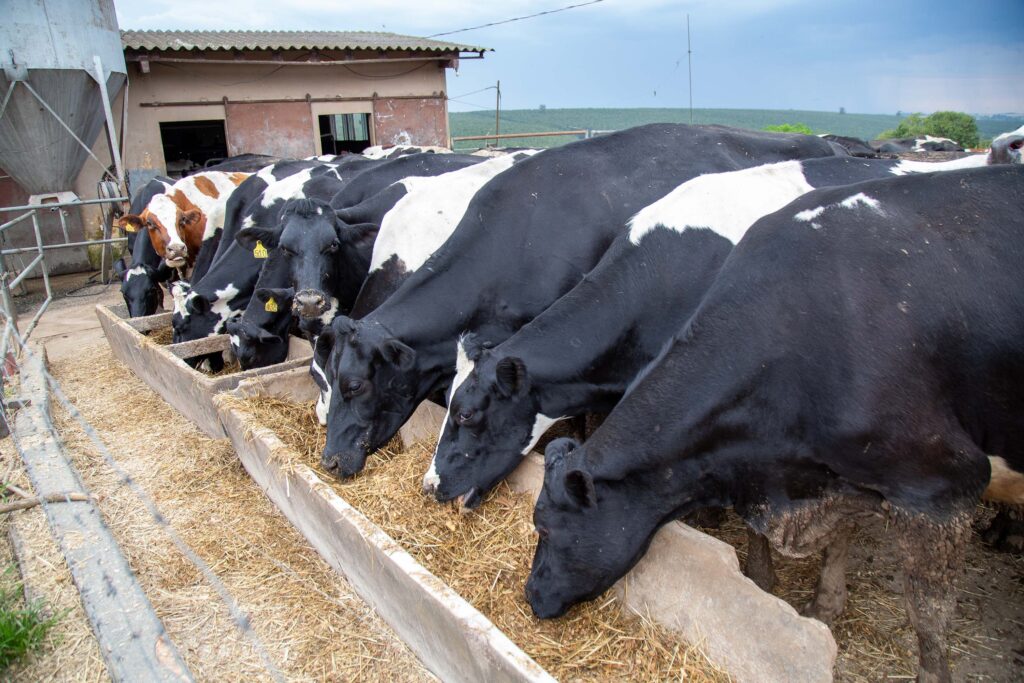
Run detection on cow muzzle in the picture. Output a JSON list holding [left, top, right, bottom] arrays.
[[293, 289, 329, 319], [164, 244, 188, 268]]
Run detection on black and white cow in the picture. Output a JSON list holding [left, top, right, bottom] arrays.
[[819, 134, 877, 158], [170, 165, 358, 367], [113, 176, 175, 317], [235, 153, 485, 333], [873, 135, 964, 154], [351, 150, 538, 318], [989, 124, 1024, 166], [228, 153, 534, 380], [316, 124, 840, 478], [425, 153, 996, 508], [526, 165, 1024, 683]]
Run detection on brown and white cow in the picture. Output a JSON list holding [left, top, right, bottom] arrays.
[[118, 171, 250, 269]]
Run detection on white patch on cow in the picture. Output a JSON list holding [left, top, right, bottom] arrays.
[[309, 352, 331, 426], [839, 192, 883, 213], [125, 265, 146, 281], [889, 154, 988, 176], [148, 194, 184, 249], [362, 145, 452, 160], [319, 297, 339, 326], [256, 164, 278, 186], [994, 125, 1024, 143], [229, 334, 241, 352], [522, 414, 565, 456], [913, 135, 956, 151], [211, 283, 241, 333], [261, 167, 314, 207], [242, 215, 255, 229], [171, 282, 194, 318], [425, 337, 476, 490], [794, 205, 825, 223], [796, 192, 884, 229], [628, 160, 814, 246], [370, 151, 539, 273]]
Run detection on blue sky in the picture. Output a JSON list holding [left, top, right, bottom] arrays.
[[115, 0, 1024, 115]]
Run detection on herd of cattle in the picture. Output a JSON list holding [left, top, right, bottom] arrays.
[[115, 123, 1024, 682]]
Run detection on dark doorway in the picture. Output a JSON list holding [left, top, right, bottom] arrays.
[[159, 120, 228, 178], [318, 113, 372, 155]]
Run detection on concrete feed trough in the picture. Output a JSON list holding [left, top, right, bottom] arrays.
[[215, 372, 837, 683], [95, 303, 312, 438]]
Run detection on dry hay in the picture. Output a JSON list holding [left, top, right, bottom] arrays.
[[3, 345, 427, 682], [146, 326, 173, 345], [229, 395, 731, 682]]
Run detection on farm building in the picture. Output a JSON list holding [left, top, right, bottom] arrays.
[[0, 28, 486, 272], [117, 30, 487, 177]]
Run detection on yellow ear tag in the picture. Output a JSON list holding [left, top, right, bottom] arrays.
[[123, 222, 138, 233], [253, 240, 268, 259], [264, 296, 278, 313]]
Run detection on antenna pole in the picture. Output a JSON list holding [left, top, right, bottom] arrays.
[[687, 14, 693, 125], [495, 80, 501, 146]]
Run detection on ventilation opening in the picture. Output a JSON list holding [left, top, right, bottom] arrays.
[[159, 120, 229, 178], [318, 113, 372, 155]]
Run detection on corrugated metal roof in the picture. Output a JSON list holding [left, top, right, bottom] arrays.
[[121, 30, 488, 54]]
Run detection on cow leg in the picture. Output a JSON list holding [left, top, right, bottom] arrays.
[[979, 505, 1024, 553], [898, 511, 970, 683], [801, 526, 852, 624], [744, 529, 777, 592]]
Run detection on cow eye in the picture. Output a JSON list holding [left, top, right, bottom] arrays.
[[323, 240, 340, 254], [345, 379, 364, 395], [457, 409, 475, 424]]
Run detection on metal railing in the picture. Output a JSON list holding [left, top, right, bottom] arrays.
[[0, 193, 128, 360]]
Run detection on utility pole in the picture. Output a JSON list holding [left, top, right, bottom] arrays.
[[495, 80, 501, 146], [687, 14, 693, 125]]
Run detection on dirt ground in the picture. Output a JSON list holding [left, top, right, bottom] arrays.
[[0, 340, 431, 682], [693, 511, 1024, 682]]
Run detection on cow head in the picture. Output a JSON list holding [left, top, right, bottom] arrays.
[[120, 193, 201, 269], [526, 437, 680, 619], [226, 287, 295, 370], [425, 336, 541, 509], [171, 282, 227, 371], [989, 126, 1024, 166], [318, 315, 420, 478], [116, 260, 167, 318], [236, 198, 377, 325]]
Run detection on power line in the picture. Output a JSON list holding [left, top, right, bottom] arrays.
[[429, 0, 606, 38]]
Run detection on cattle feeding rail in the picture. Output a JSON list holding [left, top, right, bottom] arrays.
[[450, 128, 616, 149], [0, 189, 127, 359]]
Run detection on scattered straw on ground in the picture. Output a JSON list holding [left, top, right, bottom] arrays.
[[696, 510, 1024, 682], [3, 345, 428, 682], [228, 396, 731, 682]]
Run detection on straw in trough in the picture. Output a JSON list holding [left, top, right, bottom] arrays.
[[228, 395, 731, 682]]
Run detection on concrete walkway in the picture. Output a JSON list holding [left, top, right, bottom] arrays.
[[17, 282, 125, 362]]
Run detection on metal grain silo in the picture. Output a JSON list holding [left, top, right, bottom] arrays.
[[0, 0, 127, 194]]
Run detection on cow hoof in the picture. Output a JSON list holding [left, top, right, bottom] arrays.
[[800, 600, 843, 626]]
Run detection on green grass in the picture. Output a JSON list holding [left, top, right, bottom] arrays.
[[0, 564, 61, 671], [450, 108, 1024, 150]]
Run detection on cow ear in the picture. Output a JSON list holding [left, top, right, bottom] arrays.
[[113, 259, 127, 279], [236, 226, 280, 250], [256, 328, 282, 344], [381, 338, 416, 370], [190, 294, 210, 314], [495, 356, 529, 397], [118, 214, 144, 232], [331, 314, 357, 338], [337, 221, 379, 251], [313, 326, 336, 369], [544, 437, 579, 468], [256, 287, 295, 305], [460, 333, 494, 362], [178, 209, 202, 227], [564, 468, 597, 509]]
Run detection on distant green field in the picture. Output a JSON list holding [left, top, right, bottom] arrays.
[[449, 108, 1024, 150]]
